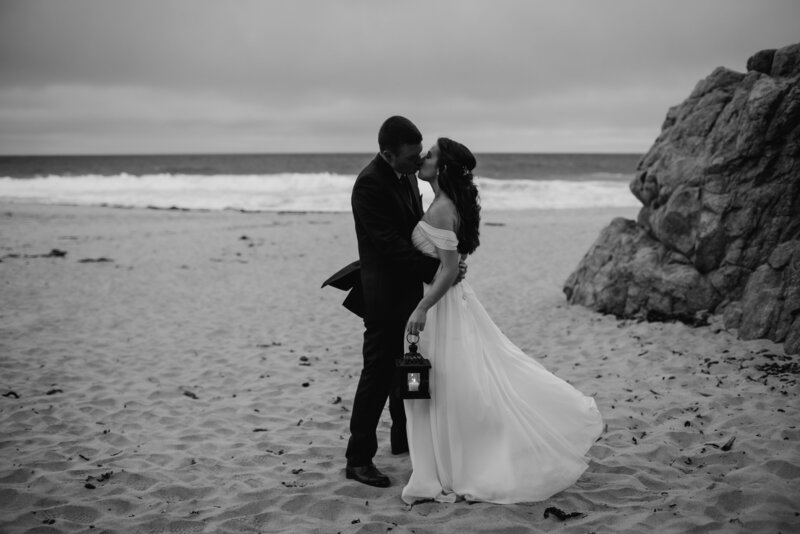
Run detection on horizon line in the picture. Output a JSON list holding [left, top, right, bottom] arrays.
[[0, 150, 645, 158]]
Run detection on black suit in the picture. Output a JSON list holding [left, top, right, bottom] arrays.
[[345, 154, 440, 466]]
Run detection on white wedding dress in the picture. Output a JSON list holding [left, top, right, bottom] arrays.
[[401, 221, 603, 504]]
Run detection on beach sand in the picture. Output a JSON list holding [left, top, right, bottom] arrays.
[[1, 202, 798, 533]]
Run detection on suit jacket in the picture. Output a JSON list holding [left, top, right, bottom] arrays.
[[323, 154, 440, 320], [320, 259, 364, 317]]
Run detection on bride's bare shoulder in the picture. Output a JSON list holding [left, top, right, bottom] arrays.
[[424, 197, 458, 232]]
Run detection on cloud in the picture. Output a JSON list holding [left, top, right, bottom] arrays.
[[1, 0, 798, 153]]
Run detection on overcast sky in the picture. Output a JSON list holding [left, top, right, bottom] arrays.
[[1, 0, 798, 155]]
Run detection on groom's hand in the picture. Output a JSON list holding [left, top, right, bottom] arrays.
[[453, 257, 467, 285]]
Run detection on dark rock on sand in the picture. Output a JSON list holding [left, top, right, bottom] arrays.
[[43, 249, 67, 258], [543, 507, 584, 520], [78, 257, 114, 263], [564, 42, 800, 354]]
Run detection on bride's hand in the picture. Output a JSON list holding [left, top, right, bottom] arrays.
[[406, 307, 427, 335], [453, 256, 468, 285]]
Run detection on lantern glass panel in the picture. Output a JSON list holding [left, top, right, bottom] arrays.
[[408, 372, 421, 392]]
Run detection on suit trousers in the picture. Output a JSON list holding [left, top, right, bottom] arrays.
[[345, 319, 407, 466]]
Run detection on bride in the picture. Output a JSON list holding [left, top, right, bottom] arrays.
[[402, 138, 603, 504]]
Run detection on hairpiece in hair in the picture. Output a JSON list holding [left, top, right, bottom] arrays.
[[462, 167, 470, 176]]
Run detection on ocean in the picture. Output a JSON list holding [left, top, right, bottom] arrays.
[[0, 153, 643, 212]]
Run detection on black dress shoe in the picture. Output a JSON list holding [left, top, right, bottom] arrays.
[[345, 463, 390, 488]]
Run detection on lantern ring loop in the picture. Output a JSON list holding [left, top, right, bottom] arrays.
[[406, 332, 420, 345]]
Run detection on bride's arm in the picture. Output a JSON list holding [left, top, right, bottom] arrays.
[[406, 206, 460, 335], [406, 246, 459, 335]]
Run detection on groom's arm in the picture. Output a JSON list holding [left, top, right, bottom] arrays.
[[352, 179, 439, 284]]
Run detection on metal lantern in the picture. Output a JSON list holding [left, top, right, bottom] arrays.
[[395, 334, 432, 400]]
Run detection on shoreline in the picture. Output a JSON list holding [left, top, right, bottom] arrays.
[[1, 202, 797, 533]]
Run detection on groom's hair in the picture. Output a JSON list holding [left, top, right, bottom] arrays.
[[378, 116, 422, 154]]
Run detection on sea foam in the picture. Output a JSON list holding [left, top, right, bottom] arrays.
[[0, 173, 639, 212]]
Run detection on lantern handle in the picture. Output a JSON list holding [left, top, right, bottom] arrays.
[[406, 332, 420, 345]]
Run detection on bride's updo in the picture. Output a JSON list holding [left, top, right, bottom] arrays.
[[436, 137, 480, 255]]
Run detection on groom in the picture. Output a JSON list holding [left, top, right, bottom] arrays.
[[343, 116, 443, 487]]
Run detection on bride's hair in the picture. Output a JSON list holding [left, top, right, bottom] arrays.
[[436, 137, 481, 255]]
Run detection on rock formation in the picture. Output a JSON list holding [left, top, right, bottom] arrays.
[[564, 42, 800, 354]]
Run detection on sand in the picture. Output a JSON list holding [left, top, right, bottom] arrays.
[[0, 202, 798, 534]]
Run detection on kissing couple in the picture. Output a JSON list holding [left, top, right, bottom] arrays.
[[324, 116, 603, 504]]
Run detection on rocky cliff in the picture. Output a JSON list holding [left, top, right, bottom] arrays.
[[564, 42, 800, 354]]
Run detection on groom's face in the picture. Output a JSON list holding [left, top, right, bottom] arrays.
[[385, 143, 424, 174]]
